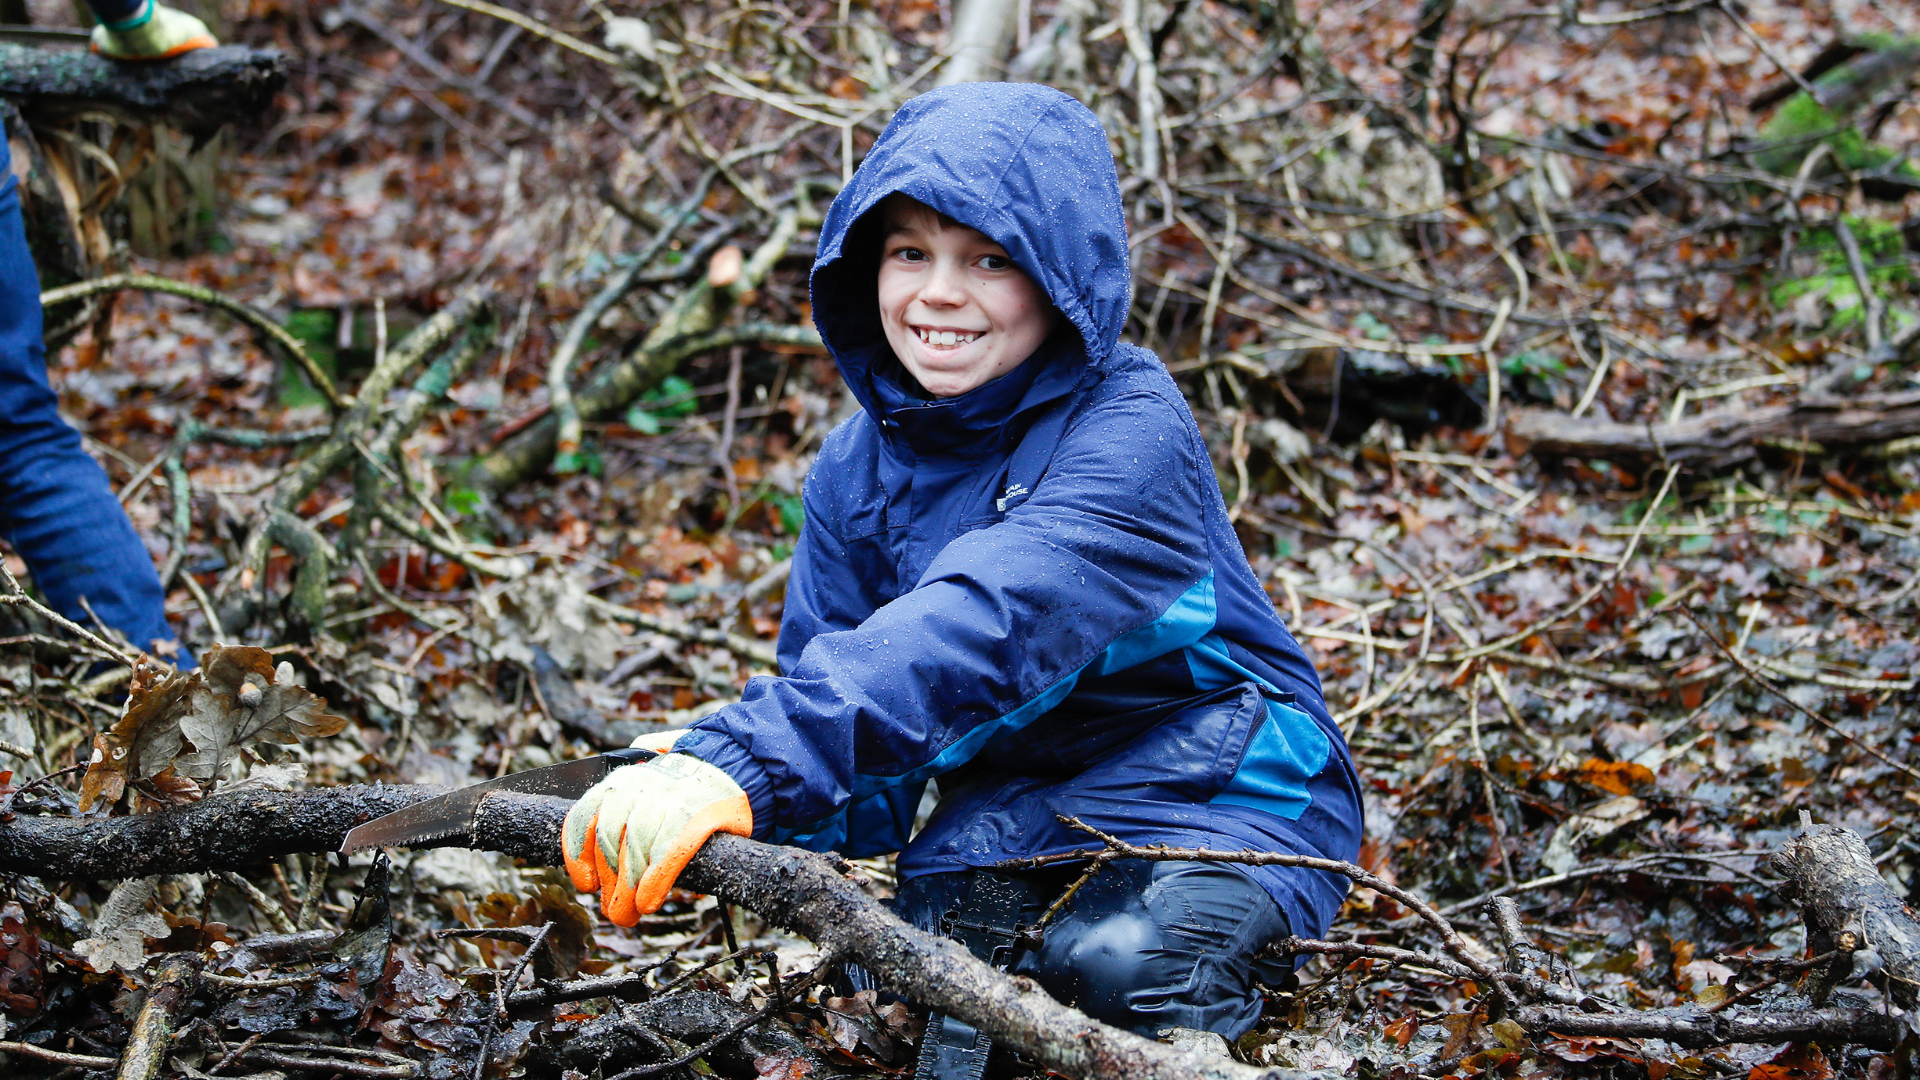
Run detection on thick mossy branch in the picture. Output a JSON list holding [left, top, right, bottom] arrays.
[[0, 43, 285, 140], [228, 287, 495, 610], [472, 321, 822, 490]]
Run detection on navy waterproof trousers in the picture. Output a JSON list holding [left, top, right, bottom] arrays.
[[0, 138, 175, 656], [892, 861, 1290, 1041]]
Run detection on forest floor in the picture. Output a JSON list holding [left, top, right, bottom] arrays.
[[3, 0, 1920, 1076]]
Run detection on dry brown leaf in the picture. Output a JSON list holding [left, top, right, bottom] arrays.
[[133, 765, 204, 811], [1576, 758, 1656, 796], [76, 734, 125, 814], [78, 662, 196, 812], [174, 646, 348, 784], [1752, 1044, 1834, 1080], [80, 649, 347, 809]]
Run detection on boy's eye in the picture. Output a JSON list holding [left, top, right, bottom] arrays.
[[979, 254, 1010, 270], [892, 246, 927, 262]]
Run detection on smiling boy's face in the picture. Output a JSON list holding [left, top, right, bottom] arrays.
[[875, 194, 1055, 398]]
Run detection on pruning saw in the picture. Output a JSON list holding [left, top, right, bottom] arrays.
[[339, 746, 658, 853]]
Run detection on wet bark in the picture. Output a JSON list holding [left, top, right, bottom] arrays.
[[1511, 1004, 1903, 1049], [117, 954, 201, 1080], [0, 43, 285, 139], [1771, 818, 1920, 1012]]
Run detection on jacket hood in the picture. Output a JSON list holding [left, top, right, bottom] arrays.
[[810, 82, 1130, 427]]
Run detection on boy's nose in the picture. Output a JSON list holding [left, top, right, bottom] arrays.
[[919, 262, 968, 304]]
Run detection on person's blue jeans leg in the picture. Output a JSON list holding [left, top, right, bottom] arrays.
[[0, 138, 179, 660]]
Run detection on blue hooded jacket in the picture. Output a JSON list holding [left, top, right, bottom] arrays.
[[676, 82, 1362, 938]]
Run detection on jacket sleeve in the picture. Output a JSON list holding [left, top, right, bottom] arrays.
[[674, 387, 1213, 839]]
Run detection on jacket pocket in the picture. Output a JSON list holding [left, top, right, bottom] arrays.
[[1020, 681, 1266, 801], [1208, 694, 1334, 823]]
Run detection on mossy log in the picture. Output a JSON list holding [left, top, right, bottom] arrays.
[[0, 42, 284, 139], [1751, 37, 1920, 196]]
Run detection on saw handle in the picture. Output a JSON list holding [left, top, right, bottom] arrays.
[[604, 746, 662, 766]]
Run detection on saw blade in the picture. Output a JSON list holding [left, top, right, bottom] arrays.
[[339, 755, 619, 853]]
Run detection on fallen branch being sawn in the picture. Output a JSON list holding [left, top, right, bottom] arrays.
[[0, 785, 1313, 1080]]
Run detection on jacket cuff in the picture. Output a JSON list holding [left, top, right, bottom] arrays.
[[674, 729, 776, 840]]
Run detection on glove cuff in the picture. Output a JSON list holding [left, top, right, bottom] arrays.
[[671, 730, 775, 840], [629, 727, 689, 753], [90, 4, 217, 60]]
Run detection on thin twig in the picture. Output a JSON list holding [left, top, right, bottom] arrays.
[[0, 1040, 117, 1068], [234, 1046, 416, 1079], [40, 274, 344, 409], [1447, 466, 1680, 661], [430, 0, 625, 66], [0, 561, 140, 666], [1832, 216, 1885, 352], [1005, 818, 1504, 985], [201, 970, 322, 989], [604, 961, 829, 1080], [220, 872, 300, 935], [584, 593, 776, 667], [1712, 0, 1819, 100]]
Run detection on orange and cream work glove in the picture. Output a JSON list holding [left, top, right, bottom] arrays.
[[561, 732, 753, 926], [91, 1, 218, 60]]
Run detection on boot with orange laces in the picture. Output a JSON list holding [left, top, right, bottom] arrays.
[[561, 731, 753, 926]]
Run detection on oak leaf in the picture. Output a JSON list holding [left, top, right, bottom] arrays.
[[78, 648, 348, 811], [132, 765, 204, 812], [78, 663, 196, 812], [175, 647, 347, 784]]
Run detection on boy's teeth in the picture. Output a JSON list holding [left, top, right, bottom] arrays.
[[919, 329, 977, 346]]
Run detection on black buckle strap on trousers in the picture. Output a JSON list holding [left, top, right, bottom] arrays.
[[912, 871, 1031, 1080]]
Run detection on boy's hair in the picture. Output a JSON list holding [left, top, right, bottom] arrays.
[[878, 194, 963, 237], [844, 195, 964, 296], [833, 194, 967, 348]]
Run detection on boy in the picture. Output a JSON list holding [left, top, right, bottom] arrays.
[[564, 82, 1362, 1047]]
